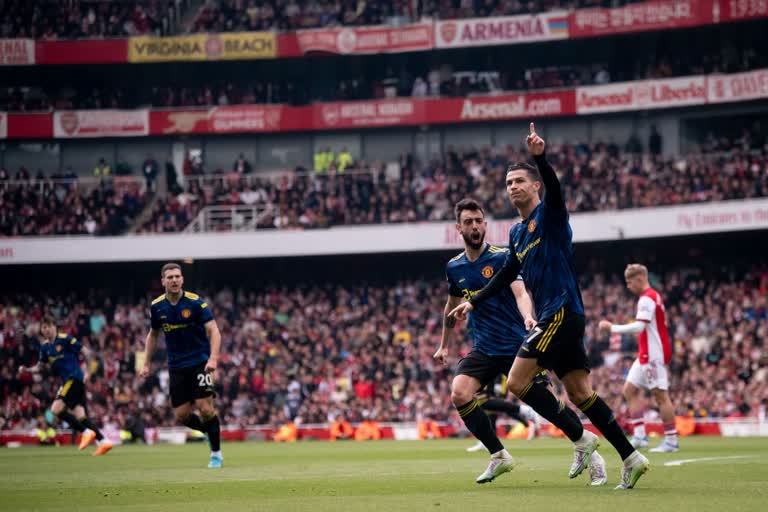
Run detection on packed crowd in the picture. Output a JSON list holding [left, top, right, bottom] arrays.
[[0, 0, 651, 40], [0, 171, 149, 237], [0, 0, 186, 39], [139, 135, 768, 232], [3, 44, 762, 111], [192, 0, 646, 32], [1, 262, 765, 434]]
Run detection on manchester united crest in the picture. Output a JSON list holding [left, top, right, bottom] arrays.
[[482, 265, 494, 278], [528, 219, 537, 233], [181, 308, 191, 319]]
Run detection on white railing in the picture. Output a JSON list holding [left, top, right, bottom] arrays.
[[184, 204, 275, 233]]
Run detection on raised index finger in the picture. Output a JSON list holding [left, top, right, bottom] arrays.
[[529, 122, 535, 135]]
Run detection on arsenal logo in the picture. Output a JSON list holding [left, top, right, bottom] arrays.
[[264, 109, 280, 129], [181, 308, 192, 319], [441, 22, 458, 44], [321, 105, 340, 126], [634, 83, 650, 107], [59, 111, 79, 135], [528, 219, 537, 233], [482, 265, 494, 278], [205, 34, 223, 59], [336, 29, 357, 54]]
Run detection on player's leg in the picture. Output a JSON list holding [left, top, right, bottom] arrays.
[[560, 369, 649, 489], [507, 327, 587, 448], [192, 364, 221, 468], [51, 397, 88, 436], [452, 353, 514, 483], [624, 359, 649, 447], [174, 402, 206, 432], [481, 398, 529, 427], [71, 404, 106, 453], [196, 395, 223, 467], [452, 374, 505, 455], [171, 365, 208, 433], [51, 381, 94, 448], [649, 363, 680, 452]]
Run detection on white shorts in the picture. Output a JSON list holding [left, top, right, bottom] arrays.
[[626, 359, 669, 390]]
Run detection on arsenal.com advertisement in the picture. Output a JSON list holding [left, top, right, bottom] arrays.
[[53, 110, 150, 138]]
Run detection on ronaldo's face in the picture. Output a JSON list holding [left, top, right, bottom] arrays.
[[457, 210, 486, 250], [162, 269, 184, 294], [505, 170, 539, 209]]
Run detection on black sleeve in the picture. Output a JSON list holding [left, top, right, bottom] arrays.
[[446, 269, 463, 297], [534, 153, 566, 214], [468, 251, 521, 306]]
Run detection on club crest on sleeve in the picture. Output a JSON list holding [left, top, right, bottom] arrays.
[[181, 308, 192, 319], [482, 265, 494, 278], [528, 219, 537, 233], [56, 344, 62, 352]]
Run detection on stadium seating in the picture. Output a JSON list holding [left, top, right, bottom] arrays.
[[137, 141, 768, 232], [0, 0, 187, 39]]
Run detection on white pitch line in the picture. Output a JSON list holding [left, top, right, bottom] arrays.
[[664, 455, 756, 466]]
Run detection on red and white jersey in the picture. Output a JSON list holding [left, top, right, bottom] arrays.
[[635, 287, 672, 364]]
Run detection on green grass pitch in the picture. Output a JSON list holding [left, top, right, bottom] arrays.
[[2, 437, 767, 511]]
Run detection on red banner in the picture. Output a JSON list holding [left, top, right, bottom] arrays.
[[314, 99, 427, 129], [53, 110, 149, 138], [435, 12, 569, 48], [4, 68, 768, 138], [151, 105, 312, 135], [35, 38, 127, 64], [6, 112, 53, 138], [0, 39, 34, 65], [707, 68, 768, 104], [718, 0, 768, 21], [295, 23, 432, 55], [569, 0, 706, 37], [428, 90, 575, 124]]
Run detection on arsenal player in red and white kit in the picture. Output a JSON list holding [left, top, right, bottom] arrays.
[[599, 264, 679, 453]]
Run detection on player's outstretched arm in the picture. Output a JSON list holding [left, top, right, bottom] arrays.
[[204, 320, 221, 374], [600, 319, 646, 334], [435, 295, 462, 367], [527, 122, 566, 213], [470, 250, 521, 307], [449, 251, 521, 319], [140, 329, 159, 378], [18, 363, 41, 374], [511, 280, 536, 330]]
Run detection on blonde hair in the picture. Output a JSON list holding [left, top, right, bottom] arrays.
[[624, 263, 648, 279]]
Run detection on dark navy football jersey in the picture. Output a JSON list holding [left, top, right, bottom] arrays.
[[446, 244, 527, 356], [150, 290, 214, 369], [509, 156, 584, 320], [39, 332, 84, 381]]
